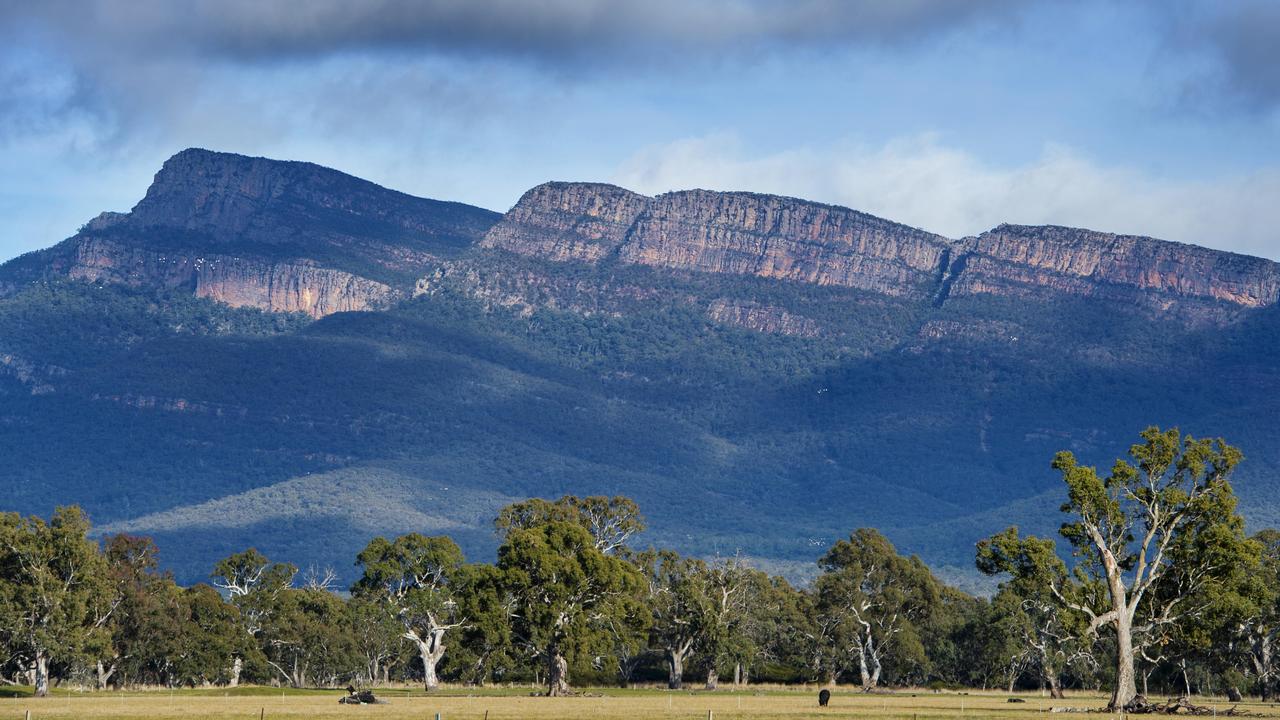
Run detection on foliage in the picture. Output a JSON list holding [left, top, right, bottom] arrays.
[[352, 534, 467, 690], [0, 507, 111, 696], [814, 529, 941, 689], [980, 428, 1256, 708], [495, 519, 643, 695], [0, 492, 1272, 696]]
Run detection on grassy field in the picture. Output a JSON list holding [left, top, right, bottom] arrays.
[[3, 687, 1279, 720]]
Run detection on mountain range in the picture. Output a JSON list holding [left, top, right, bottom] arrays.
[[3, 148, 1278, 588]]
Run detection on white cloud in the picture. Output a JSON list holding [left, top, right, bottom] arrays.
[[611, 133, 1280, 260]]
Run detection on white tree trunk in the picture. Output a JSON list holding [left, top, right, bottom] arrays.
[[291, 657, 308, 689], [857, 644, 871, 691], [423, 647, 440, 691], [667, 647, 686, 689], [95, 660, 116, 690], [1045, 667, 1064, 699], [230, 656, 242, 687], [34, 653, 49, 698], [1263, 634, 1274, 701], [857, 638, 882, 691], [1110, 611, 1138, 709], [548, 650, 570, 696], [409, 629, 447, 691]]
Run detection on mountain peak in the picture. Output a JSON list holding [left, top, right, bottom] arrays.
[[1, 150, 501, 317]]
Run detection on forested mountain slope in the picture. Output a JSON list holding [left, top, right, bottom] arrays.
[[2, 149, 1277, 585]]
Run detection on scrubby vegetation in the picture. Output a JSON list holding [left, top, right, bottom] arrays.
[[3, 434, 1279, 709]]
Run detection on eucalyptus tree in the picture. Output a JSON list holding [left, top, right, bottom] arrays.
[[497, 520, 642, 695], [175, 584, 258, 687], [738, 574, 814, 684], [446, 563, 517, 686], [918, 586, 991, 689], [347, 597, 401, 685], [1246, 529, 1280, 700], [352, 534, 467, 691], [977, 526, 1086, 698], [1046, 427, 1252, 710], [641, 549, 706, 689], [0, 506, 111, 697], [102, 540, 185, 688], [696, 556, 752, 690], [255, 585, 357, 687], [495, 495, 645, 555], [968, 590, 1035, 690], [1145, 526, 1260, 700], [95, 534, 191, 689], [596, 571, 651, 687], [814, 528, 939, 691], [211, 548, 296, 686]]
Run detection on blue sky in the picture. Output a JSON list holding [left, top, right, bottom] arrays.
[[2, 0, 1279, 262]]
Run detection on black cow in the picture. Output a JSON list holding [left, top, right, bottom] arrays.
[[818, 688, 831, 707]]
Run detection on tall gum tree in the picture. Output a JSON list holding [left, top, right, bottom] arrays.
[[1048, 426, 1251, 710], [352, 534, 467, 691], [1246, 530, 1280, 700], [498, 520, 642, 696], [640, 550, 706, 689], [696, 556, 752, 690], [495, 495, 645, 555], [211, 548, 297, 686], [977, 527, 1087, 698], [0, 507, 110, 697], [815, 528, 939, 691]]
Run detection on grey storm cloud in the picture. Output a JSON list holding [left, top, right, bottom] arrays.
[[0, 0, 1034, 151], [1143, 0, 1280, 113], [1193, 1, 1280, 110], [8, 0, 1026, 64]]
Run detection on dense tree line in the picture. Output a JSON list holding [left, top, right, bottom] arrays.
[[2, 428, 1277, 708]]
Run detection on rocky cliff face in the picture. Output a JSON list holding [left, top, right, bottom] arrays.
[[483, 182, 1280, 315], [65, 237, 398, 317], [481, 182, 650, 262], [9, 155, 1278, 324], [706, 299, 821, 337], [2, 149, 499, 318], [486, 183, 951, 297], [951, 224, 1280, 308]]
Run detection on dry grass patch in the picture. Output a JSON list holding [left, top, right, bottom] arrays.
[[4, 689, 1280, 720]]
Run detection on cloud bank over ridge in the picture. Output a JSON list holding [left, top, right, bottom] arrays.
[[615, 133, 1280, 258]]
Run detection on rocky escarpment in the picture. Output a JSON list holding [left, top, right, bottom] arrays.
[[486, 183, 952, 298], [950, 225, 1280, 309], [66, 237, 398, 317], [706, 299, 821, 337], [483, 182, 1280, 315], [9, 156, 1280, 323], [481, 182, 650, 262], [1, 149, 500, 317]]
